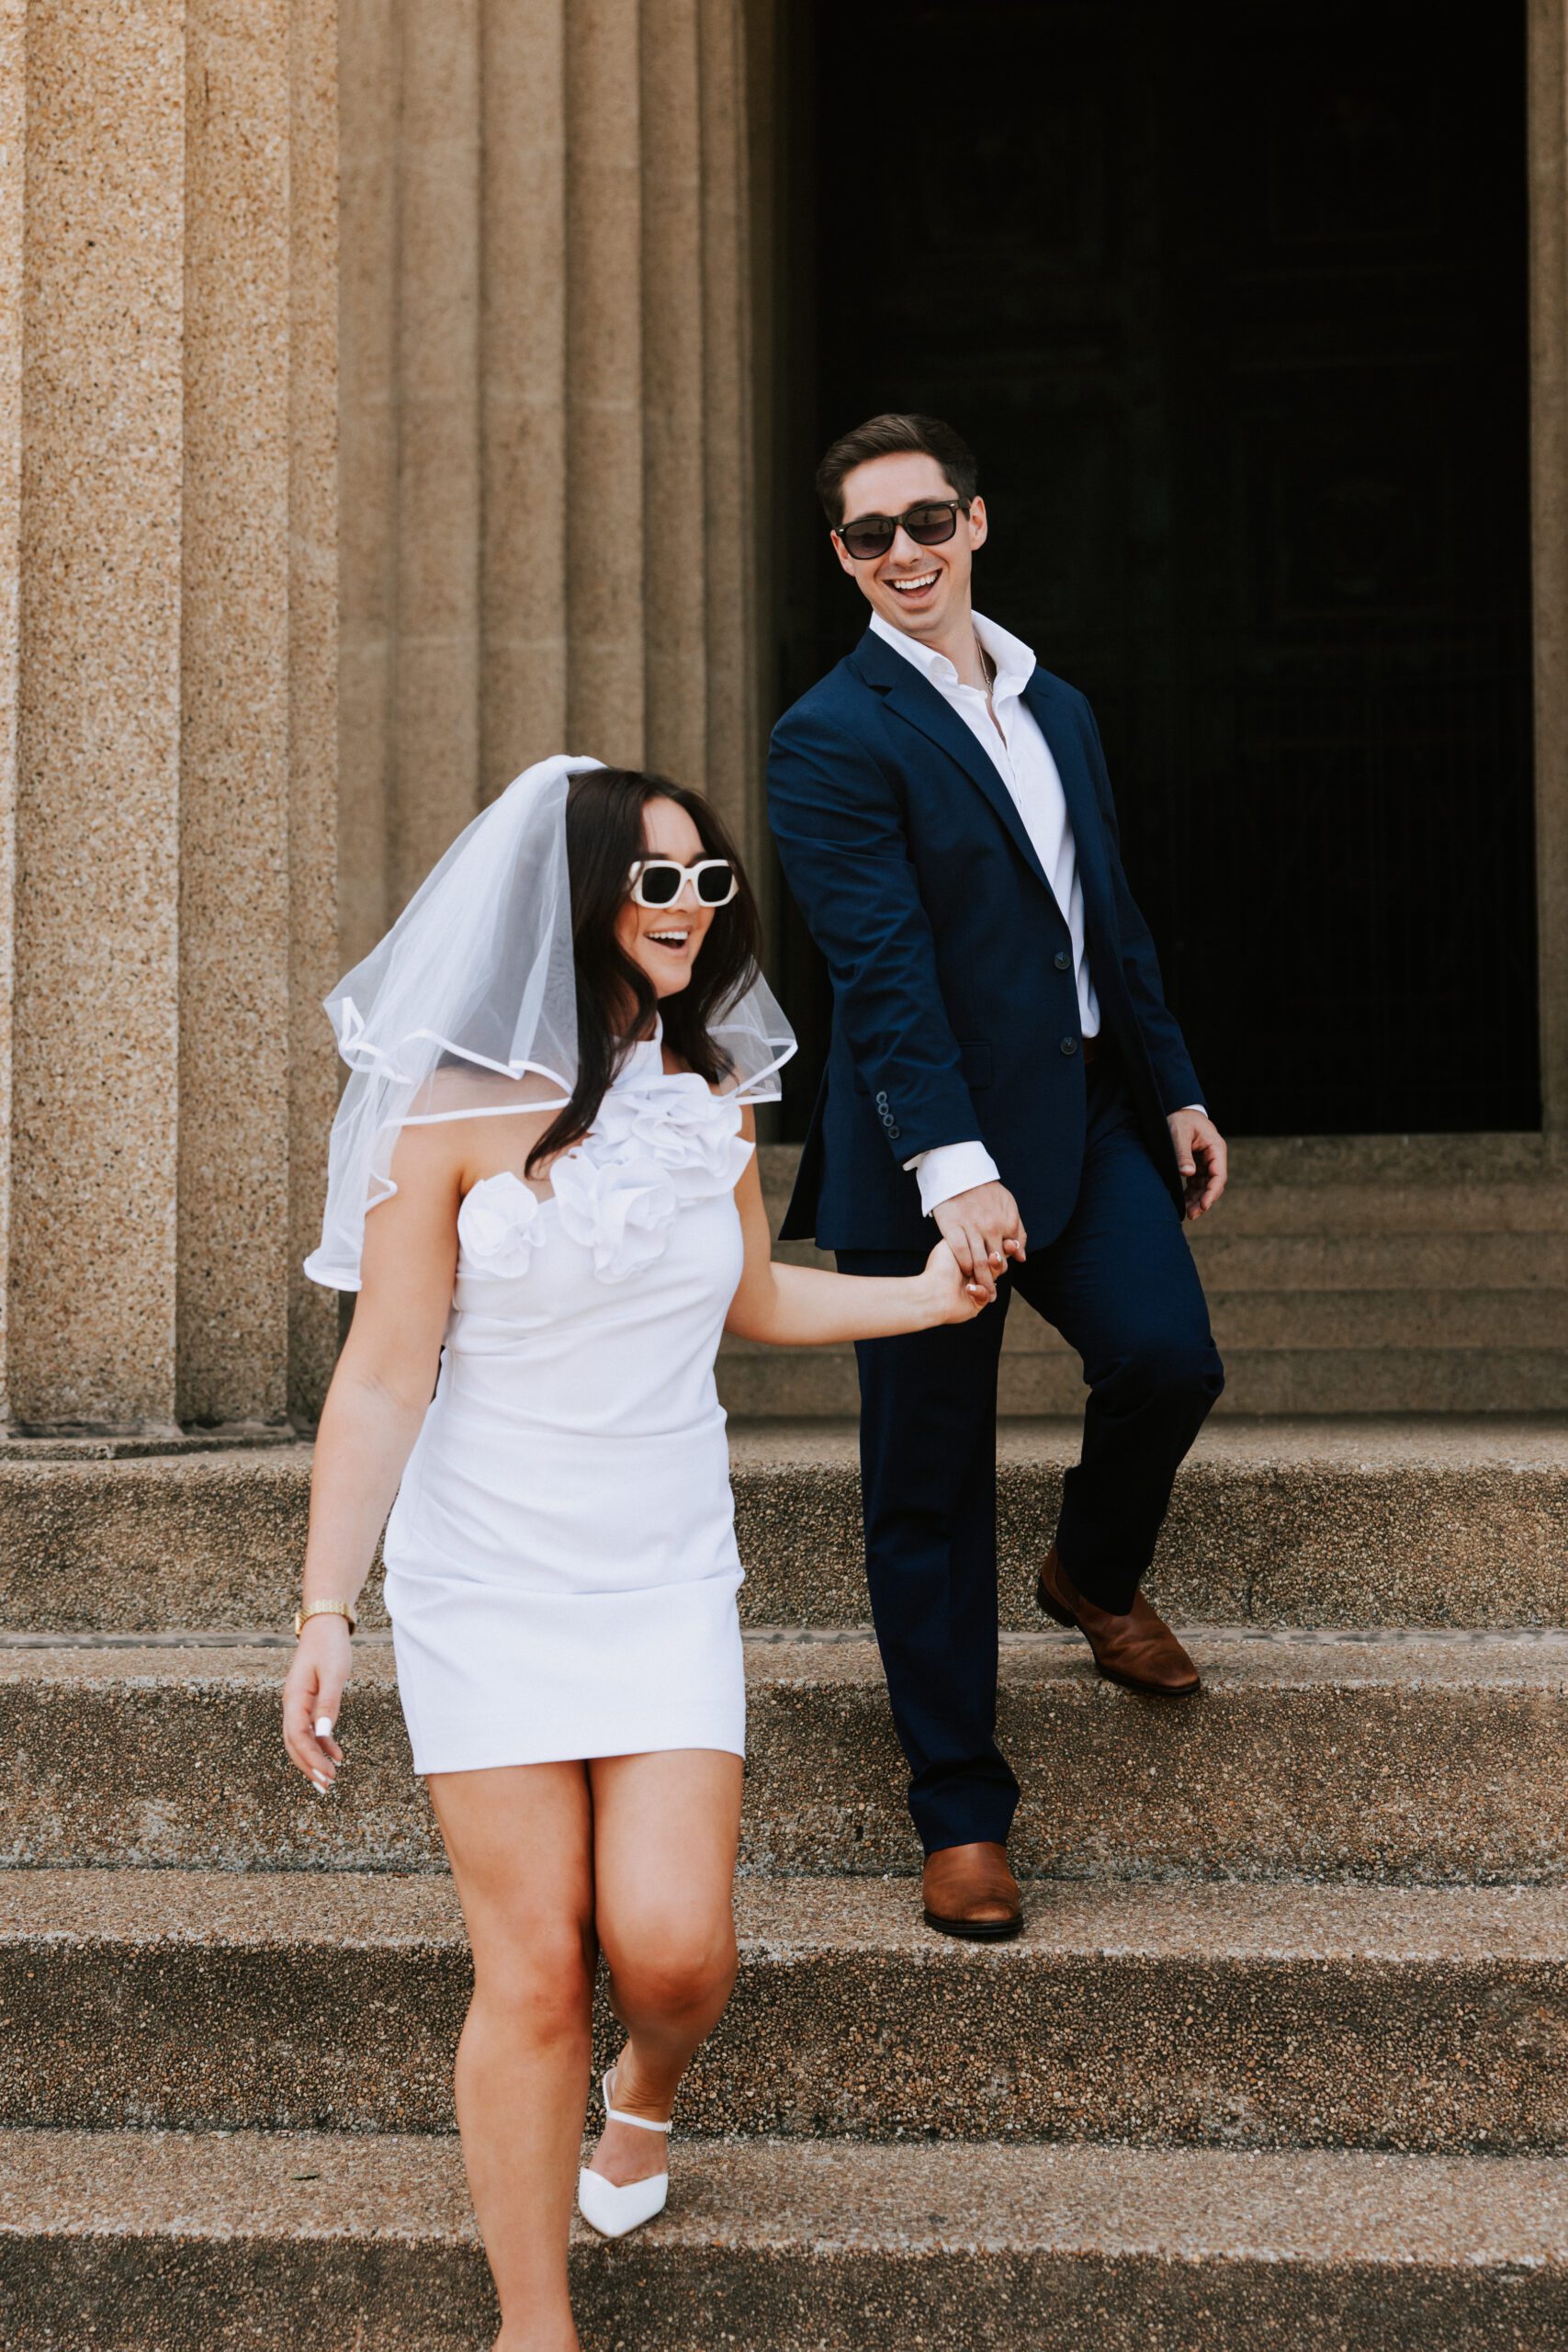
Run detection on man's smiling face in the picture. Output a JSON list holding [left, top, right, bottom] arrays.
[[830, 450, 987, 642]]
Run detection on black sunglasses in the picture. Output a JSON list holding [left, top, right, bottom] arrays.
[[836, 498, 968, 563]]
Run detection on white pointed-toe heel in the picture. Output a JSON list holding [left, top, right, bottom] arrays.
[[576, 2068, 671, 2239]]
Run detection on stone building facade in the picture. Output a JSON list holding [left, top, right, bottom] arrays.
[[2, 0, 1566, 1436]]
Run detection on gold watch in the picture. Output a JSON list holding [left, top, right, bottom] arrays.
[[294, 1600, 357, 1638]]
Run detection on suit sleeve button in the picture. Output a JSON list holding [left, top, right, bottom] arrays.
[[1055, 950, 1070, 971], [888, 1125, 901, 1140], [1060, 1035, 1078, 1056]]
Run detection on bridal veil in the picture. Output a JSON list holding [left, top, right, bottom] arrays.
[[305, 753, 795, 1291]]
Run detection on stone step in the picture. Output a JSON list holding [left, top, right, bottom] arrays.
[[4, 1419, 1566, 1634], [1193, 1181, 1568, 1236], [764, 1216, 1568, 1290], [718, 1340, 1568, 1416], [6, 2129, 1563, 2352], [755, 1138, 1568, 1232], [1172, 1230, 1568, 1287], [998, 1290, 1568, 1347], [747, 1144, 1568, 1412], [6, 1628, 1568, 1883], [724, 1294, 1568, 1367], [5, 1871, 1565, 2152]]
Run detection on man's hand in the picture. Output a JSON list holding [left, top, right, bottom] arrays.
[[931, 1182, 1026, 1301], [1168, 1109, 1227, 1220]]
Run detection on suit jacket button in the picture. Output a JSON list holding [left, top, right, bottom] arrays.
[[1060, 1035, 1078, 1056], [1055, 950, 1070, 971]]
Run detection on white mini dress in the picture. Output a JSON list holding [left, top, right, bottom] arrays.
[[382, 1036, 753, 1774]]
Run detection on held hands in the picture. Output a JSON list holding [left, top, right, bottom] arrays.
[[1168, 1109, 1228, 1220], [920, 1235, 996, 1323], [282, 1615, 352, 1797], [931, 1181, 1027, 1304]]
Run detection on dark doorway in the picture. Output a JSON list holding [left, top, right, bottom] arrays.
[[767, 1, 1539, 1136]]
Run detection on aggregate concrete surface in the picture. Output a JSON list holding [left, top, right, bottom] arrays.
[[4, 1419, 1568, 1630], [5, 1869, 1567, 2152], [3, 2130, 1565, 2350], [6, 1626, 1568, 1881], [5, 1419, 1568, 2346]]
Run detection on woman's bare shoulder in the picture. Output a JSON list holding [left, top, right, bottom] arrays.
[[389, 1068, 564, 1188]]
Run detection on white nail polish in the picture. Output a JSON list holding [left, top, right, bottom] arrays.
[[314, 1716, 333, 1738]]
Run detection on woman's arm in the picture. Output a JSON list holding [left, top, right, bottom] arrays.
[[281, 1121, 464, 1792], [725, 1111, 992, 1347]]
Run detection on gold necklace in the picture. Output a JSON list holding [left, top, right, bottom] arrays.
[[973, 630, 995, 700]]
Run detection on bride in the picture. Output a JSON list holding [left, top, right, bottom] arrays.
[[280, 756, 992, 2352]]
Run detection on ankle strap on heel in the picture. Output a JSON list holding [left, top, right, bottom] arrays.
[[602, 2068, 672, 2133]]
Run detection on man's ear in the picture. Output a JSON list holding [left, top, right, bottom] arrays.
[[829, 529, 857, 579], [968, 495, 988, 551]]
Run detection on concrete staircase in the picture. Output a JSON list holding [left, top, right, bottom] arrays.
[[4, 1422, 1568, 2346], [721, 1138, 1568, 1416]]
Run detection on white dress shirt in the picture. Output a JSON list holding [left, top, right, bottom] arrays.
[[868, 608, 1201, 1216]]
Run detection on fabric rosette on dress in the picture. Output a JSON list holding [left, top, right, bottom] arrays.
[[552, 1150, 679, 1284], [591, 1071, 751, 1189], [456, 1171, 547, 1277], [557, 1063, 754, 1283], [451, 1051, 755, 1289]]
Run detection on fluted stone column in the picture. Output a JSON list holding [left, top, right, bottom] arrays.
[[0, 0, 25, 1433], [0, 0, 338, 1434], [340, 0, 762, 970]]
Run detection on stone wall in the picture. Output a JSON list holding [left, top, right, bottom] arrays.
[[0, 1, 339, 1433]]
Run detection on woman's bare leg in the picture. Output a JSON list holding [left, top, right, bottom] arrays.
[[584, 1748, 744, 2188], [427, 1761, 595, 2352]]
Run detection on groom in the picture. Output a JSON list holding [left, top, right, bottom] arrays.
[[768, 413, 1227, 1941]]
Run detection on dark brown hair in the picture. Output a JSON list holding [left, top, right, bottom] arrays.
[[815, 412, 979, 526], [526, 767, 765, 1174]]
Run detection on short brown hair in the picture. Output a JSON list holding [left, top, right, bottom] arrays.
[[815, 413, 978, 526]]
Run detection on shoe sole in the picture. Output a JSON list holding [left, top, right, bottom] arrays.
[[1037, 1580, 1201, 1698], [1095, 1662, 1201, 1699], [921, 1907, 1024, 1942]]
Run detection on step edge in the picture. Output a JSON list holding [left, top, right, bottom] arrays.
[[2, 2127, 1564, 2263]]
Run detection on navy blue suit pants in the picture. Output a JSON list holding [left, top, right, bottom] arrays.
[[837, 1056, 1224, 1856]]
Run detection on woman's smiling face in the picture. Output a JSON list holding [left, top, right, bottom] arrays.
[[614, 796, 717, 999]]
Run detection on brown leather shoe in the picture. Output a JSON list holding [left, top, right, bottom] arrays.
[[1036, 1544, 1201, 1697], [921, 1841, 1023, 1941]]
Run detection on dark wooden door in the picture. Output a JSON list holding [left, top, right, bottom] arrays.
[[777, 0, 1537, 1135]]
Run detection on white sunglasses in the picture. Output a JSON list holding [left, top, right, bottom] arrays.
[[626, 856, 739, 910]]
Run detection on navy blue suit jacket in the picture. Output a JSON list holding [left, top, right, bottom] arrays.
[[767, 626, 1204, 1251]]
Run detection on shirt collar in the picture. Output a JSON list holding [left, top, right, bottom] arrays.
[[869, 608, 1036, 698]]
